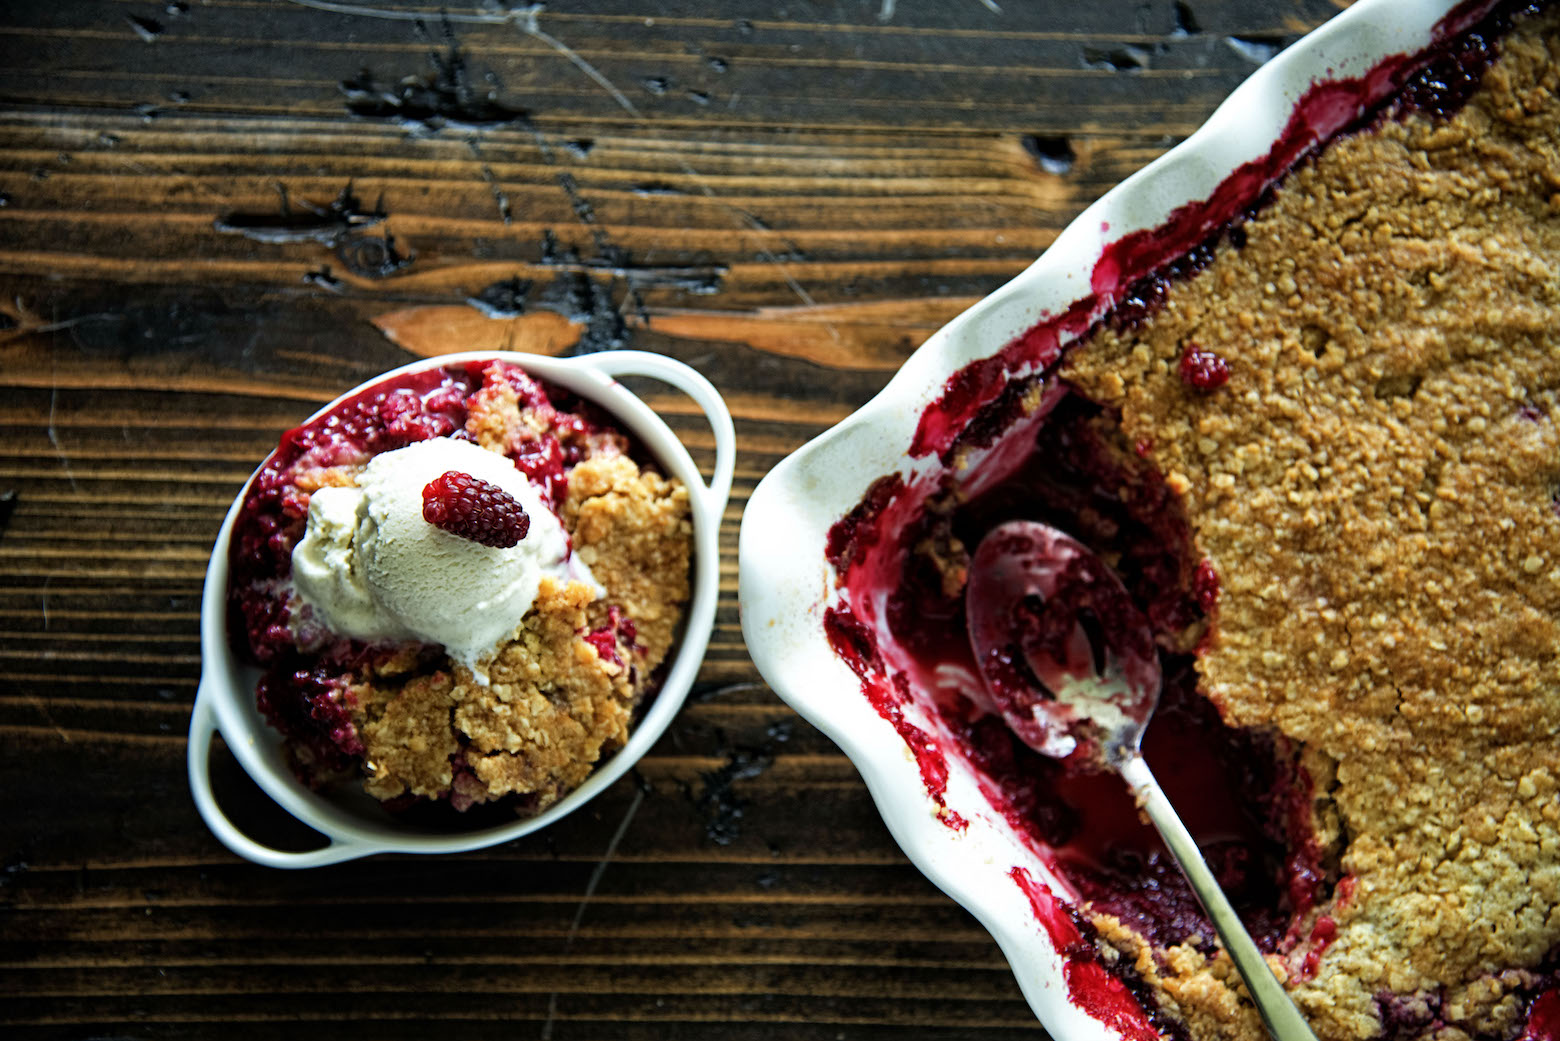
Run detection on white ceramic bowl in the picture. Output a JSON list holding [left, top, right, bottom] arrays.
[[739, 0, 1470, 1035], [191, 350, 734, 868]]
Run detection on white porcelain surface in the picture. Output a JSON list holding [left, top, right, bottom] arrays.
[[739, 0, 1465, 1034], [191, 350, 734, 868]]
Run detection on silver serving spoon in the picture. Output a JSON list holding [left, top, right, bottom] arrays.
[[966, 520, 1318, 1041]]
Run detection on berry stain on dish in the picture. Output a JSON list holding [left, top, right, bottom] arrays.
[[814, 2, 1560, 1040]]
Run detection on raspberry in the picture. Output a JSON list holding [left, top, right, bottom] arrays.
[[1193, 559, 1220, 613], [584, 605, 640, 666], [420, 470, 531, 548], [1179, 343, 1231, 390]]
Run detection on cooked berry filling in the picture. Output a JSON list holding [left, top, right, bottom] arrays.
[[880, 388, 1323, 951]]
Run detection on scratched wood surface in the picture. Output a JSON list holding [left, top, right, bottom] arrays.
[[0, 1, 1343, 1038]]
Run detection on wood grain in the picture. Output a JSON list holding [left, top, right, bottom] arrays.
[[0, 1, 1341, 1037]]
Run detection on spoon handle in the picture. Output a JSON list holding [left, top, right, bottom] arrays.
[[1117, 752, 1320, 1041]]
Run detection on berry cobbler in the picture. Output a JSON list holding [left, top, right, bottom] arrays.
[[825, 3, 1559, 1040], [228, 359, 692, 816]]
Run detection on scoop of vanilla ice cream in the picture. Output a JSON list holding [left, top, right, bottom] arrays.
[[291, 437, 596, 680]]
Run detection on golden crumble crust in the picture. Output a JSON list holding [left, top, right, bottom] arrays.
[[357, 671, 460, 802], [456, 577, 634, 808], [1094, 914, 1275, 1040], [352, 579, 642, 809], [563, 454, 694, 667], [336, 378, 692, 812], [467, 363, 633, 462], [1062, 10, 1560, 1040]]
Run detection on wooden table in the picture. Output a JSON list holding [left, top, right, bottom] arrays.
[[1, 2, 1337, 1036]]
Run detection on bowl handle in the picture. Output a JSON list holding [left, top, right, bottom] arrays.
[[579, 351, 735, 512], [187, 689, 375, 869]]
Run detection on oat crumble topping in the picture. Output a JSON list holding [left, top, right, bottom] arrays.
[[1061, 10, 1560, 1039]]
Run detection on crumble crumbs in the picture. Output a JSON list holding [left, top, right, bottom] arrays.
[[456, 578, 633, 808], [1062, 9, 1560, 1040], [467, 362, 632, 464], [357, 671, 460, 801], [563, 454, 694, 667]]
